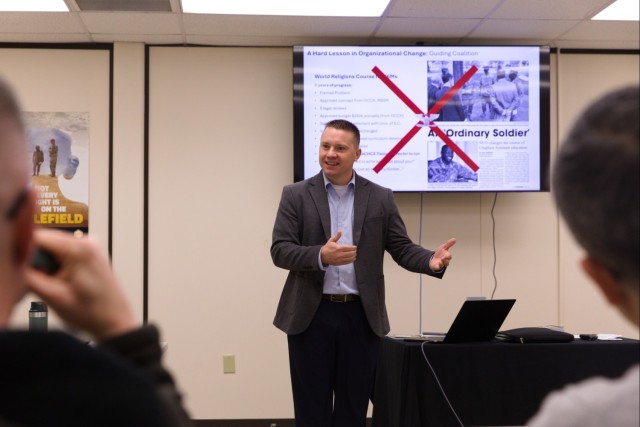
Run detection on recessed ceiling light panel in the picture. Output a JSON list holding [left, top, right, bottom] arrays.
[[0, 0, 68, 12], [181, 0, 390, 17], [592, 0, 639, 21]]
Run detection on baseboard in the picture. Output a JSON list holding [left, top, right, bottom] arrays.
[[193, 419, 372, 426]]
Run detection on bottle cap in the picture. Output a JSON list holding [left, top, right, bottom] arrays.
[[29, 301, 48, 312]]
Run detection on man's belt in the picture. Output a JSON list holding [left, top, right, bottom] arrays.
[[322, 294, 360, 303]]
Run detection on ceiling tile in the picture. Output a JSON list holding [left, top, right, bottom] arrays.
[[0, 12, 85, 33], [0, 0, 637, 48], [183, 14, 379, 37], [490, 0, 614, 20], [559, 20, 640, 42], [471, 19, 579, 40], [387, 0, 503, 19], [376, 17, 482, 38], [458, 38, 553, 46]]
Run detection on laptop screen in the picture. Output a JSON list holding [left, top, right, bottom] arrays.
[[423, 299, 516, 343]]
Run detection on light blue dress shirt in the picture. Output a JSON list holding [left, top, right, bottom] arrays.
[[319, 172, 359, 295]]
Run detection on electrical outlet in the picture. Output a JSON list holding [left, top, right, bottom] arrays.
[[223, 354, 235, 374]]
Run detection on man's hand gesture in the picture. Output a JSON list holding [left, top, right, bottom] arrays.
[[320, 231, 357, 266], [429, 238, 456, 271]]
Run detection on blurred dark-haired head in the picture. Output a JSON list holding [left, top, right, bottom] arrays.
[[553, 86, 639, 288]]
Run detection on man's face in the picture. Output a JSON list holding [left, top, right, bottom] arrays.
[[318, 126, 361, 185], [441, 146, 454, 164]]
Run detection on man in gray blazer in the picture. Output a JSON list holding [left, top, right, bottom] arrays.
[[271, 119, 456, 427]]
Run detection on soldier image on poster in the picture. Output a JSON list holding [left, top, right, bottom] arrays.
[[26, 112, 89, 233], [32, 144, 44, 176]]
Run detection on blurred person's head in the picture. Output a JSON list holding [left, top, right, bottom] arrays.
[[0, 76, 35, 324], [553, 86, 639, 327]]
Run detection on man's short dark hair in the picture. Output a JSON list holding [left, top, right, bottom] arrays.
[[553, 85, 639, 286], [325, 119, 360, 147]]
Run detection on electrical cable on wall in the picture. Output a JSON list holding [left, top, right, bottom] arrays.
[[418, 192, 424, 334], [415, 193, 500, 426], [490, 192, 498, 300]]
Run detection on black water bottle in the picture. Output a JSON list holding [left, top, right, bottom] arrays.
[[29, 301, 48, 331]]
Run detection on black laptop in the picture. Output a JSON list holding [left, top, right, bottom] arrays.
[[421, 299, 516, 343]]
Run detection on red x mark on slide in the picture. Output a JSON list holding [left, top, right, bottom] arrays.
[[371, 65, 480, 173]]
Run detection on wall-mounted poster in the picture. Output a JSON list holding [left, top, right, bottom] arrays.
[[26, 112, 89, 234]]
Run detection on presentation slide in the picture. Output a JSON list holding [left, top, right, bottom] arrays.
[[294, 45, 550, 192]]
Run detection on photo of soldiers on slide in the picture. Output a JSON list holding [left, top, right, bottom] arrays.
[[474, 63, 529, 122], [434, 60, 531, 122]]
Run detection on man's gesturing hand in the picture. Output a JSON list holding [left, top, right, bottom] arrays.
[[429, 238, 457, 271], [320, 231, 357, 266]]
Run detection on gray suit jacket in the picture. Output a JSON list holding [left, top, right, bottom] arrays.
[[271, 172, 445, 337]]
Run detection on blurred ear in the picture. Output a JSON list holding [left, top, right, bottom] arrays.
[[581, 256, 623, 307], [13, 189, 35, 266]]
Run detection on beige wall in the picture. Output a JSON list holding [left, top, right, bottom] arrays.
[[144, 46, 639, 419], [2, 47, 111, 331], [112, 42, 146, 322], [556, 53, 640, 337], [3, 44, 639, 420]]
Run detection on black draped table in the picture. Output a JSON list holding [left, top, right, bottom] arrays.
[[372, 336, 639, 426]]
